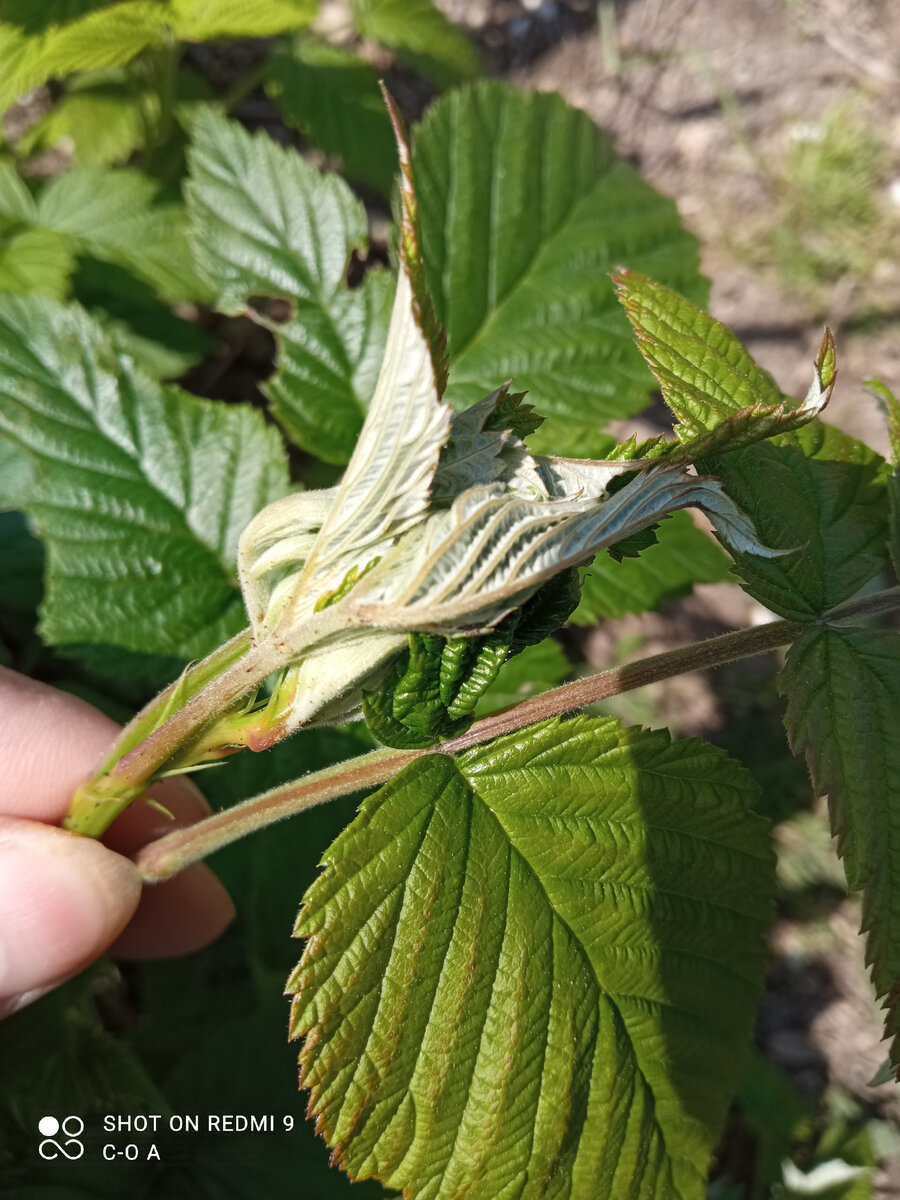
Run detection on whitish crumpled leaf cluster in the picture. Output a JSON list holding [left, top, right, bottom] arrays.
[[236, 240, 832, 736]]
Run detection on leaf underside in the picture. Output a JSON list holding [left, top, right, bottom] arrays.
[[290, 715, 774, 1200], [781, 626, 900, 1069], [573, 511, 732, 623]]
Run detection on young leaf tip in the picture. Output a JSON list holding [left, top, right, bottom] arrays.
[[816, 327, 837, 393], [381, 82, 449, 396]]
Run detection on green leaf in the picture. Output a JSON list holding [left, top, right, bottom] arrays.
[[0, 226, 74, 299], [290, 715, 774, 1199], [186, 109, 392, 463], [781, 625, 900, 1071], [72, 255, 212, 379], [0, 162, 209, 305], [0, 511, 44, 661], [613, 269, 784, 437], [0, 294, 289, 657], [0, 0, 317, 111], [712, 421, 889, 621], [614, 272, 890, 620], [865, 377, 900, 576], [0, 440, 36, 510], [350, 0, 481, 87], [266, 37, 398, 197], [0, 2, 168, 113], [573, 511, 733, 623], [36, 166, 209, 302], [474, 635, 569, 714], [18, 66, 213, 167], [412, 82, 706, 456], [0, 161, 37, 223], [169, 0, 318, 40]]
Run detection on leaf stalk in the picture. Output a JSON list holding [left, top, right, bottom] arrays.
[[136, 585, 900, 882], [135, 584, 900, 881]]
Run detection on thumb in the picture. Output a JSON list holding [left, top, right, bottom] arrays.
[[0, 815, 141, 1012]]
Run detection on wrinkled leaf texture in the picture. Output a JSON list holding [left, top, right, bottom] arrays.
[[0, 294, 288, 657], [291, 715, 774, 1200], [412, 83, 707, 457], [186, 108, 393, 464], [781, 626, 900, 1071]]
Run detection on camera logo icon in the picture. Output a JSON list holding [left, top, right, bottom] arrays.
[[38, 1115, 85, 1160]]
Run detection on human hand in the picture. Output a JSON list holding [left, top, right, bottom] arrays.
[[0, 667, 235, 1017]]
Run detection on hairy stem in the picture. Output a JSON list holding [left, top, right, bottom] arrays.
[[136, 613, 808, 881], [64, 605, 355, 838], [131, 582, 900, 880]]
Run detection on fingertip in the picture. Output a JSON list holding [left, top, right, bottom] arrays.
[[0, 816, 141, 1002], [111, 863, 236, 960]]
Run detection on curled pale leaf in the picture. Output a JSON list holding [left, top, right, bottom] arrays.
[[357, 462, 783, 634]]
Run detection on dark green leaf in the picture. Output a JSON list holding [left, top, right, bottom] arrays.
[[0, 294, 289, 657], [350, 0, 481, 87], [714, 422, 889, 621], [614, 271, 890, 620], [781, 625, 900, 1071], [291, 715, 774, 1199], [865, 377, 900, 576], [573, 511, 733, 623], [267, 37, 398, 196], [73, 255, 212, 379], [412, 82, 706, 456]]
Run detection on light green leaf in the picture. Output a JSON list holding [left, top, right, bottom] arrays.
[[0, 2, 167, 113], [186, 108, 391, 463], [0, 0, 317, 111], [412, 82, 706, 456], [573, 511, 733, 623], [0, 439, 36, 510], [614, 269, 786, 437], [19, 70, 146, 166], [36, 166, 209, 302], [0, 226, 75, 299], [266, 37, 397, 196], [781, 625, 900, 1071], [169, 0, 318, 40], [350, 0, 481, 87], [18, 65, 213, 167], [0, 161, 37, 223], [0, 293, 289, 656], [290, 715, 774, 1199]]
